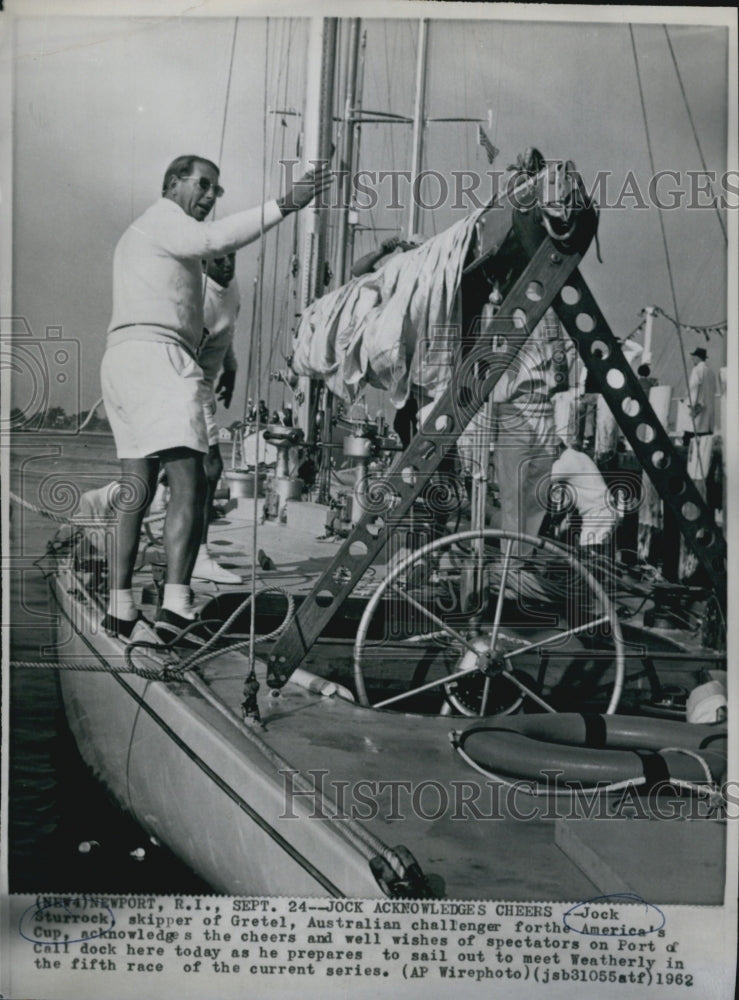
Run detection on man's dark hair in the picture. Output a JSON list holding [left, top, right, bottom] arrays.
[[162, 155, 219, 195], [637, 363, 651, 377]]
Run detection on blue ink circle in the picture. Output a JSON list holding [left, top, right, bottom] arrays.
[[563, 893, 665, 936], [18, 897, 116, 946]]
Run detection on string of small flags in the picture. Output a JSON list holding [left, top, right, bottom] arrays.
[[623, 316, 646, 341], [646, 306, 727, 342]]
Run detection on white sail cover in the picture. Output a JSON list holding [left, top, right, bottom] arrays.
[[291, 210, 485, 407]]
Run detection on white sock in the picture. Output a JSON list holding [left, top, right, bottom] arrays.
[[108, 589, 138, 621], [163, 583, 195, 619]]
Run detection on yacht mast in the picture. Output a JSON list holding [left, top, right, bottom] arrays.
[[407, 18, 429, 237], [314, 18, 362, 504], [334, 18, 362, 286], [295, 17, 337, 444]]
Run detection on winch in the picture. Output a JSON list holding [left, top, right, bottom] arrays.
[[325, 418, 393, 538], [262, 424, 305, 522]]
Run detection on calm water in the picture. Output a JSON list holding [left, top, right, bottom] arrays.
[[8, 431, 210, 893]]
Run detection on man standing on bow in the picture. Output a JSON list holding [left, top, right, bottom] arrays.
[[100, 154, 331, 644]]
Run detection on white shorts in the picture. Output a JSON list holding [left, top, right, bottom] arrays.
[[201, 382, 220, 448], [101, 341, 209, 458]]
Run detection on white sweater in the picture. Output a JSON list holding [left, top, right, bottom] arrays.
[[199, 277, 241, 384], [108, 197, 281, 356]]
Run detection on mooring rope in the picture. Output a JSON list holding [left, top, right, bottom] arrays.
[[78, 396, 104, 431], [8, 490, 79, 526], [9, 488, 166, 530], [10, 658, 137, 674]]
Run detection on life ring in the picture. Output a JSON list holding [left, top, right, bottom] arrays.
[[456, 714, 726, 788]]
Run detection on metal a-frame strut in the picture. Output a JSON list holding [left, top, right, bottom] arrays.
[[552, 274, 726, 587], [267, 207, 726, 689]]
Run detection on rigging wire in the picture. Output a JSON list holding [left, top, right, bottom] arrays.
[[630, 24, 723, 622], [265, 21, 290, 404], [628, 25, 705, 480], [218, 19, 240, 166], [271, 22, 303, 399], [491, 23, 503, 149], [663, 25, 727, 245], [461, 29, 473, 184], [246, 16, 273, 676], [364, 39, 383, 249], [405, 24, 418, 240], [383, 23, 396, 208], [200, 20, 240, 336], [241, 276, 259, 426], [128, 33, 138, 222]]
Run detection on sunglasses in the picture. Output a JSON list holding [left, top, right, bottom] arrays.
[[190, 175, 224, 199]]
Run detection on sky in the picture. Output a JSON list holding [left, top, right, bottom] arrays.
[[5, 6, 735, 424]]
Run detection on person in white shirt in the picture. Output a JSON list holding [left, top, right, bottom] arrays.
[[491, 308, 564, 548], [193, 252, 242, 585], [549, 441, 618, 550], [687, 346, 716, 435], [685, 345, 717, 494], [100, 154, 331, 643]]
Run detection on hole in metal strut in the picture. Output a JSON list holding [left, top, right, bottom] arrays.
[[636, 423, 655, 444], [576, 312, 595, 333], [622, 397, 640, 418], [315, 590, 334, 608], [591, 340, 609, 361]]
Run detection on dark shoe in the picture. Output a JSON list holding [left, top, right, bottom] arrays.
[[102, 611, 147, 639], [257, 548, 275, 571], [154, 608, 215, 649]]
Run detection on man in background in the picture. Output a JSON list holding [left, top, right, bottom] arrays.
[[549, 439, 618, 556], [637, 362, 657, 396], [686, 345, 717, 496], [687, 346, 716, 436], [490, 308, 564, 549]]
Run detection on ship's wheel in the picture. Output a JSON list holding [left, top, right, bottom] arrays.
[[352, 529, 625, 716]]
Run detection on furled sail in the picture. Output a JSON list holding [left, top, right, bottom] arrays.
[[291, 210, 485, 407]]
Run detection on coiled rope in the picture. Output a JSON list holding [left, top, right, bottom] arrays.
[[124, 585, 296, 679], [11, 583, 295, 682]]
